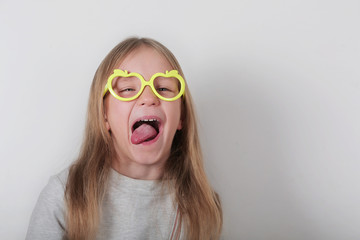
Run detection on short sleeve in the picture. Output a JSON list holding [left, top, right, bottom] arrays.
[[26, 172, 68, 240]]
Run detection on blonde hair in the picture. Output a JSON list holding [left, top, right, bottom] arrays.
[[65, 37, 222, 239]]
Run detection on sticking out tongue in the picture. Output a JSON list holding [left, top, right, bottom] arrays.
[[131, 124, 158, 144]]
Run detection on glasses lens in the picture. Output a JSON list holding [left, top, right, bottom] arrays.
[[111, 76, 141, 98], [153, 76, 181, 99]]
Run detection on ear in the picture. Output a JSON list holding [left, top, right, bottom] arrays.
[[177, 119, 182, 130], [103, 103, 111, 131], [105, 114, 111, 131]]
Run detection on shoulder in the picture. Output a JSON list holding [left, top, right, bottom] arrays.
[[26, 168, 70, 240], [50, 168, 69, 190], [40, 167, 69, 201], [39, 168, 69, 202]]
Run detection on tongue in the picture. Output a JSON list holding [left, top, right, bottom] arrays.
[[131, 124, 158, 144]]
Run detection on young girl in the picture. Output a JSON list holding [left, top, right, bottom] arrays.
[[26, 37, 222, 239]]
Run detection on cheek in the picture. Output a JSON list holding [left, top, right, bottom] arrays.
[[166, 101, 182, 129], [106, 98, 132, 130]]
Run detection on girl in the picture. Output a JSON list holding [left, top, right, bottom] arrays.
[[26, 37, 222, 239]]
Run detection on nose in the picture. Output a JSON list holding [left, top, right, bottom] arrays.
[[137, 86, 160, 106]]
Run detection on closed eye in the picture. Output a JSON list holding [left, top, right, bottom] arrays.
[[120, 88, 136, 92], [157, 87, 171, 92]]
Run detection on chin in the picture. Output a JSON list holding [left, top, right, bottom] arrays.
[[134, 155, 167, 166]]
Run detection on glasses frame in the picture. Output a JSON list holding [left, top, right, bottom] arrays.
[[103, 69, 186, 102]]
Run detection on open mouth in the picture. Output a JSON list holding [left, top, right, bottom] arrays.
[[131, 118, 160, 144]]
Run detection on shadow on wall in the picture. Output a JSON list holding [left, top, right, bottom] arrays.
[[194, 61, 322, 240]]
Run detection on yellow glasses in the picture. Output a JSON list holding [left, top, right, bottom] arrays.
[[103, 69, 186, 101]]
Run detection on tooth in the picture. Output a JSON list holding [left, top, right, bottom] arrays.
[[139, 118, 158, 122]]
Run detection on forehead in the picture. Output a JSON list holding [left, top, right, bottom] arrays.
[[118, 46, 172, 79]]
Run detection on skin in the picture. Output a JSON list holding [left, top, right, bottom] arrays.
[[104, 46, 182, 180]]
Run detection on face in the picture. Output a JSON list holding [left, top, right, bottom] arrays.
[[104, 46, 182, 177]]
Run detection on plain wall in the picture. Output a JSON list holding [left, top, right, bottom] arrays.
[[1, 0, 359, 239]]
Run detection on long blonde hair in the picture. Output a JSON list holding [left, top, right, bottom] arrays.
[[65, 37, 222, 239]]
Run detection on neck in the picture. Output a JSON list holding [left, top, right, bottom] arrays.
[[111, 158, 164, 180]]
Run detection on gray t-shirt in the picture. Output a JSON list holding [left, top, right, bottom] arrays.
[[26, 168, 183, 240]]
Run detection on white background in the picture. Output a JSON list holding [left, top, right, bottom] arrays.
[[1, 0, 359, 239]]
